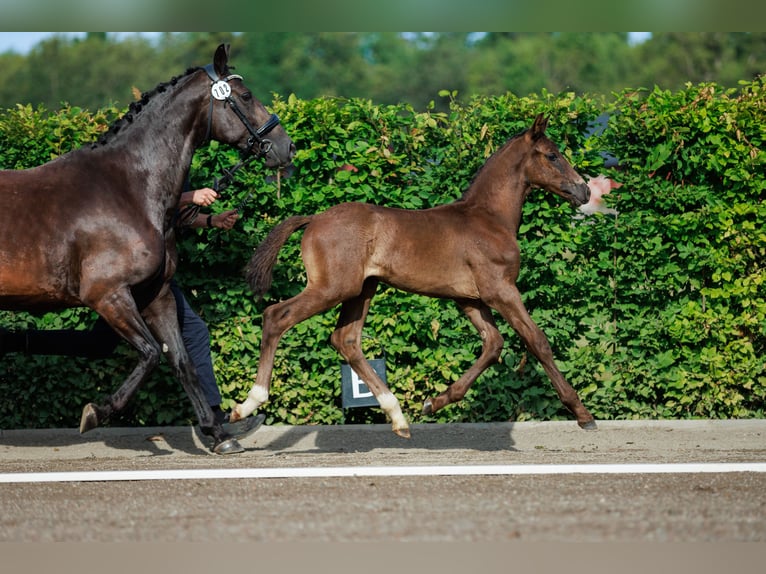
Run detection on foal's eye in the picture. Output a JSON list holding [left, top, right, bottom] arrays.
[[546, 152, 558, 161]]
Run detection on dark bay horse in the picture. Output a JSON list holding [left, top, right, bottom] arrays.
[[231, 114, 596, 438], [0, 44, 295, 453]]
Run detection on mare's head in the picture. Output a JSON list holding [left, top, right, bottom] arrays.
[[205, 44, 295, 168], [521, 114, 589, 207]]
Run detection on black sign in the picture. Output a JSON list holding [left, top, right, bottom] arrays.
[[340, 359, 387, 408]]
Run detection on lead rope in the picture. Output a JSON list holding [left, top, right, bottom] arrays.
[[174, 155, 256, 228]]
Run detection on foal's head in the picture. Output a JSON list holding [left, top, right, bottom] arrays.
[[522, 114, 590, 207]]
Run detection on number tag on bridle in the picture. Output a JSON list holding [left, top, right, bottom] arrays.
[[211, 80, 232, 100]]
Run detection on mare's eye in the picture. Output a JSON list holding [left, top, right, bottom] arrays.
[[240, 92, 253, 102]]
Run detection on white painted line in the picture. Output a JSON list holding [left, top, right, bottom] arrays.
[[1, 462, 766, 484]]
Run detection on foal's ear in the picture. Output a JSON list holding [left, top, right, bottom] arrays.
[[213, 44, 231, 78], [531, 113, 548, 140]]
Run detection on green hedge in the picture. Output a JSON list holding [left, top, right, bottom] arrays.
[[1, 79, 763, 429]]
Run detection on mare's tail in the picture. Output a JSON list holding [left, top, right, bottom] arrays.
[[246, 215, 312, 298]]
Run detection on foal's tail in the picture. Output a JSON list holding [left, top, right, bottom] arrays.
[[246, 215, 313, 298]]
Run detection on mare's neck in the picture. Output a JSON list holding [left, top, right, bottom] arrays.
[[114, 72, 206, 169], [95, 70, 209, 221]]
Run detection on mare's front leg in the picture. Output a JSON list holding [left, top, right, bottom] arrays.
[[330, 279, 410, 438], [142, 287, 243, 454], [491, 286, 597, 430], [423, 299, 505, 416]]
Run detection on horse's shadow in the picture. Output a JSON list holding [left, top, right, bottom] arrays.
[[1, 422, 519, 460], [0, 425, 213, 458], [252, 422, 518, 455]]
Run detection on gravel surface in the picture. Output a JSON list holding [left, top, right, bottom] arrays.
[[1, 419, 765, 543]]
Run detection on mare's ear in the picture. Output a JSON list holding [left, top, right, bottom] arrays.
[[531, 113, 548, 140], [213, 44, 231, 78]]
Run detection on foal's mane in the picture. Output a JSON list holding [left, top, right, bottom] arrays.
[[89, 67, 203, 149], [459, 128, 527, 200]]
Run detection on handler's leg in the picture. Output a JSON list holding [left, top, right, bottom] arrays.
[[170, 282, 263, 440], [170, 282, 222, 412]]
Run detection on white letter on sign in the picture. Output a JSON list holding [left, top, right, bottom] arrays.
[[350, 370, 374, 399]]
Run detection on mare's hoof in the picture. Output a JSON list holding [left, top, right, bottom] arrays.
[[213, 437, 244, 455], [393, 428, 411, 439], [422, 399, 433, 416], [579, 419, 598, 431], [79, 403, 99, 433]]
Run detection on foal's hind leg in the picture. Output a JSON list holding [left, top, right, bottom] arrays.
[[231, 287, 341, 422], [330, 278, 410, 438], [423, 299, 505, 416], [492, 286, 596, 429]]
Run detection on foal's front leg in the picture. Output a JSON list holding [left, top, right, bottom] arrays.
[[423, 299, 505, 416], [492, 286, 597, 429]]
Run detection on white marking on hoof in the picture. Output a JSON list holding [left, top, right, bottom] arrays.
[[377, 391, 409, 435], [238, 385, 269, 418]]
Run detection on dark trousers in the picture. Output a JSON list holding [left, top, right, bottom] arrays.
[[1, 281, 222, 408]]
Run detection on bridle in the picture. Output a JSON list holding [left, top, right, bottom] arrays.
[[202, 63, 281, 159], [175, 66, 283, 228]]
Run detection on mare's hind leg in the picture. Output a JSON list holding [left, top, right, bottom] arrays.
[[492, 286, 596, 429], [142, 288, 242, 455], [330, 278, 410, 438], [231, 286, 342, 422], [79, 288, 164, 433], [423, 299, 504, 416]]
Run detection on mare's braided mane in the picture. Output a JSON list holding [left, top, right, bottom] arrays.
[[90, 67, 201, 149]]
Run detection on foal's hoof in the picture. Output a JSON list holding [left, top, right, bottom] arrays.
[[579, 419, 598, 431], [422, 399, 434, 416], [393, 427, 411, 439], [79, 403, 100, 434], [212, 437, 244, 455]]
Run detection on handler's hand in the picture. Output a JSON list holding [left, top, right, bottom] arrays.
[[210, 209, 239, 230], [191, 187, 219, 207]]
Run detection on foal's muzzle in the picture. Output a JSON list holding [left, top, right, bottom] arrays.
[[567, 182, 591, 207]]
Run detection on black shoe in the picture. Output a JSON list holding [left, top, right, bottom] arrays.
[[212, 406, 228, 426], [222, 412, 266, 440]]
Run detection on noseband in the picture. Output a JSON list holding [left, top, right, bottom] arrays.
[[202, 64, 280, 158]]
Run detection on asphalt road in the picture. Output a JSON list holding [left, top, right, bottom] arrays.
[[1, 419, 765, 544]]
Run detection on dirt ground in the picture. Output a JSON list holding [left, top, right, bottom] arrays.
[[1, 419, 765, 546]]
